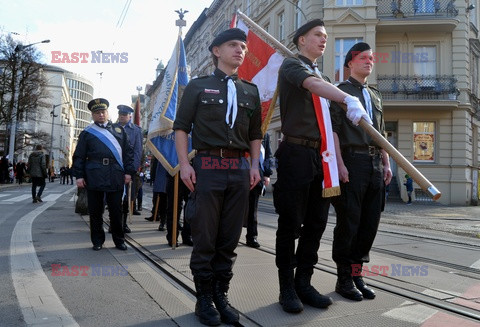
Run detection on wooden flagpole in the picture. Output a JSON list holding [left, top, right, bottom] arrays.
[[237, 10, 441, 200]]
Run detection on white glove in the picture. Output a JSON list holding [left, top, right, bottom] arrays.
[[344, 95, 373, 126]]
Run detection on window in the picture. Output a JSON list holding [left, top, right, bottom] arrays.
[[470, 53, 479, 97], [264, 23, 270, 33], [471, 0, 477, 28], [413, 0, 436, 14], [413, 46, 436, 76], [472, 52, 479, 96], [295, 0, 303, 30], [335, 38, 363, 82], [278, 11, 285, 41], [413, 122, 435, 162], [336, 0, 363, 6]]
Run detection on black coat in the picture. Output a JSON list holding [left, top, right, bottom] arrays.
[[73, 122, 135, 192]]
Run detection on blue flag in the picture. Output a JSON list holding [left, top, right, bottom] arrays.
[[146, 35, 193, 176]]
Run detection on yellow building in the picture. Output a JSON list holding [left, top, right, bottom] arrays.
[[184, 0, 479, 205]]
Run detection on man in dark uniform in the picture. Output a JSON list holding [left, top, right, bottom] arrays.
[[117, 104, 143, 232], [174, 28, 262, 326], [245, 132, 274, 248], [73, 98, 135, 251], [274, 19, 372, 314], [331, 42, 392, 301]]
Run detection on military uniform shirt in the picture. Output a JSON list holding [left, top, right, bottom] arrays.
[[122, 121, 143, 170], [173, 68, 263, 150], [278, 55, 331, 141], [330, 76, 385, 149]]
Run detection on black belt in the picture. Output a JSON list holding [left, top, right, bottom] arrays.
[[283, 136, 320, 149], [87, 157, 114, 165], [343, 146, 381, 156], [197, 149, 246, 158]]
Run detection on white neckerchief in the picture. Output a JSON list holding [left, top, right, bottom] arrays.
[[225, 76, 238, 129], [346, 80, 373, 120]]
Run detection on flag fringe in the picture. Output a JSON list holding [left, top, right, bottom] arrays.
[[322, 186, 341, 198]]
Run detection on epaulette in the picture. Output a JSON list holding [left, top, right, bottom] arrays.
[[240, 78, 257, 87], [192, 75, 209, 80], [368, 85, 380, 92]]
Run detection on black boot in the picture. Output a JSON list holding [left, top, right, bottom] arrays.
[[212, 275, 239, 324], [335, 265, 363, 301], [137, 200, 142, 211], [295, 269, 333, 308], [352, 267, 376, 299], [123, 213, 131, 233], [194, 278, 221, 326], [278, 270, 303, 313]]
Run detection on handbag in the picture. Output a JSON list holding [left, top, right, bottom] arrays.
[[75, 187, 89, 215]]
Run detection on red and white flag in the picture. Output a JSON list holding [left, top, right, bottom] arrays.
[[231, 12, 340, 197], [231, 14, 284, 132]]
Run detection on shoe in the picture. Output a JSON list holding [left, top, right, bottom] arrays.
[[353, 276, 376, 299], [116, 243, 127, 251], [32, 198, 38, 203], [145, 216, 154, 221], [124, 225, 131, 233], [133, 210, 141, 216], [168, 240, 178, 247], [158, 224, 165, 231], [246, 239, 260, 248], [92, 245, 102, 251], [182, 236, 194, 246], [36, 197, 43, 203]]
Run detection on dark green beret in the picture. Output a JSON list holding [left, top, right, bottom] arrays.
[[344, 42, 371, 68], [208, 28, 247, 52], [293, 19, 325, 46]]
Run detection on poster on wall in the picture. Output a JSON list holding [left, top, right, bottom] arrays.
[[413, 132, 434, 161]]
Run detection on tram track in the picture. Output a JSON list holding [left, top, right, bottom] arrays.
[[119, 223, 480, 325]]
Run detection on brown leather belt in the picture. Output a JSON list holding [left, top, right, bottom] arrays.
[[343, 146, 381, 156], [283, 135, 320, 149], [197, 149, 246, 158]]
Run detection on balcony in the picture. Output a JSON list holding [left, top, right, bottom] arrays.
[[377, 0, 459, 32], [377, 75, 458, 101]]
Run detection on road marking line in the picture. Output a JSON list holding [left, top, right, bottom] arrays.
[[41, 194, 63, 202], [382, 301, 437, 324], [9, 194, 32, 202], [470, 258, 480, 270], [0, 193, 11, 198], [10, 190, 79, 326]]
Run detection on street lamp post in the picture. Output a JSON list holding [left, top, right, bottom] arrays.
[[49, 102, 67, 173], [7, 39, 50, 164]]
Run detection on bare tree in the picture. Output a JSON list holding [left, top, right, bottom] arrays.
[[0, 34, 50, 155]]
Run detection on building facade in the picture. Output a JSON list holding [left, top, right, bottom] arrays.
[[182, 0, 479, 205]]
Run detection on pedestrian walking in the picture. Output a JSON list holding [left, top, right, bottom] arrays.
[[273, 19, 371, 314], [174, 28, 262, 326], [404, 174, 413, 204], [16, 160, 26, 185], [72, 98, 135, 251], [27, 145, 48, 203], [330, 42, 392, 301]]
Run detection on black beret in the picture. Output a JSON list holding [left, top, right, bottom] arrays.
[[293, 19, 325, 47], [117, 105, 134, 114], [344, 42, 371, 68], [208, 28, 247, 52], [88, 98, 109, 112]]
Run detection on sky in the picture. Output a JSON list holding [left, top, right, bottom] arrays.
[[0, 0, 213, 118]]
